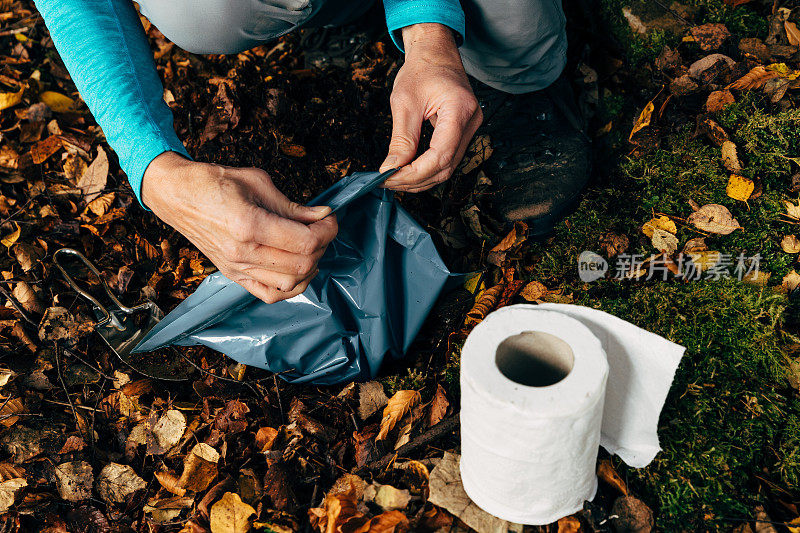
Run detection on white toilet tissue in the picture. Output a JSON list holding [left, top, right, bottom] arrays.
[[459, 303, 685, 525]]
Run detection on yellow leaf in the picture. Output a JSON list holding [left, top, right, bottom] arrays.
[[766, 62, 791, 77], [209, 492, 256, 533], [641, 215, 677, 237], [377, 390, 420, 441], [629, 100, 655, 139], [725, 174, 754, 201], [687, 251, 721, 272], [782, 235, 800, 253], [1, 223, 20, 248], [597, 458, 628, 495], [788, 516, 800, 533], [39, 91, 77, 113], [463, 272, 485, 296], [0, 89, 22, 112]]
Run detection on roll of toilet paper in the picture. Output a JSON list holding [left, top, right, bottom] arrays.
[[459, 304, 685, 525]]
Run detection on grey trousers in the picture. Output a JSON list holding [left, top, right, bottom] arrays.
[[137, 0, 567, 94]]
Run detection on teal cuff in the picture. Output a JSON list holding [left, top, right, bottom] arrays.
[[125, 133, 191, 210], [382, 0, 465, 52]]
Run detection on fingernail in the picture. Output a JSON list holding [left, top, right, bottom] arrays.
[[311, 205, 331, 214], [381, 156, 397, 171]]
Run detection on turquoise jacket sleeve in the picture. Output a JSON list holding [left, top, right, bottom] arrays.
[[382, 0, 465, 52], [33, 0, 190, 207]]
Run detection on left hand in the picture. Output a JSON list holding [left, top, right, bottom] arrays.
[[379, 23, 482, 192]]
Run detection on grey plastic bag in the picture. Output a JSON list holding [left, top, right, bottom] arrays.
[[133, 171, 455, 384]]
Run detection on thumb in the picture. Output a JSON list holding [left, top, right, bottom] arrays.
[[258, 184, 331, 224], [380, 103, 423, 173]]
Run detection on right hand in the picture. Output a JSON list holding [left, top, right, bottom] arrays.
[[141, 152, 338, 304]]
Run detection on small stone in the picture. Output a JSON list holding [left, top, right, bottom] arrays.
[[611, 496, 654, 533]]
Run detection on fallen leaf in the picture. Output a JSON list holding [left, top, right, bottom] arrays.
[[39, 91, 78, 113], [201, 83, 239, 143], [96, 462, 147, 504], [651, 228, 678, 254], [786, 200, 800, 220], [86, 192, 115, 217], [428, 452, 522, 533], [341, 510, 409, 533], [0, 478, 25, 513], [77, 148, 108, 202], [30, 135, 63, 164], [721, 141, 741, 173], [727, 66, 778, 90], [427, 384, 449, 427], [1, 223, 20, 248], [698, 116, 729, 146], [726, 174, 754, 201], [0, 89, 23, 112], [210, 492, 256, 533], [641, 215, 677, 237], [13, 281, 43, 315], [783, 270, 800, 292], [690, 23, 731, 51], [279, 142, 307, 158], [358, 381, 389, 421], [54, 461, 93, 502], [782, 235, 800, 253], [458, 135, 494, 175], [255, 426, 279, 452], [144, 495, 194, 525], [377, 390, 420, 441], [629, 100, 655, 140], [487, 222, 528, 266], [705, 90, 734, 112], [372, 484, 411, 512], [464, 283, 504, 327], [786, 21, 800, 47], [177, 442, 219, 492], [557, 515, 582, 533], [686, 250, 722, 272], [149, 409, 186, 455], [520, 280, 548, 302], [687, 204, 741, 234], [597, 459, 628, 495], [309, 479, 361, 533]]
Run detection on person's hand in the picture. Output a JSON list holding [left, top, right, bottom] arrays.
[[141, 152, 338, 303], [379, 23, 482, 192]]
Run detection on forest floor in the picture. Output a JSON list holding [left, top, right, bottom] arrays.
[[0, 0, 796, 531]]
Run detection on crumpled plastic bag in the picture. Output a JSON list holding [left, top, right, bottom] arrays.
[[134, 171, 455, 384]]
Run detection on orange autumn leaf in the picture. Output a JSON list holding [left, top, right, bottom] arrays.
[[377, 390, 420, 441], [464, 283, 503, 327]]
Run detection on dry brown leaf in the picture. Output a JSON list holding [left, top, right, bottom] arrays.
[[54, 461, 93, 502], [782, 235, 800, 253], [30, 135, 63, 165], [177, 442, 219, 492], [358, 381, 389, 420], [721, 141, 741, 173], [341, 510, 409, 533], [63, 154, 87, 183], [87, 192, 115, 217], [726, 174, 754, 201], [783, 270, 800, 292], [458, 134, 493, 174], [155, 469, 186, 496], [786, 21, 800, 47], [557, 515, 582, 533], [96, 463, 146, 504], [690, 23, 731, 51], [0, 478, 25, 513], [279, 143, 307, 158], [785, 200, 800, 220], [255, 426, 279, 452], [377, 390, 420, 441], [487, 222, 528, 266], [77, 147, 108, 202], [687, 204, 741, 234], [597, 459, 629, 495], [13, 281, 43, 315], [427, 384, 449, 427], [464, 283, 503, 327], [727, 66, 778, 90], [629, 100, 655, 140], [650, 228, 678, 254], [309, 481, 361, 533], [520, 280, 548, 302], [209, 492, 256, 533], [705, 90, 734, 112]]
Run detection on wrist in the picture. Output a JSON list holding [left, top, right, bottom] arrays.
[[402, 23, 457, 55], [141, 150, 193, 209]]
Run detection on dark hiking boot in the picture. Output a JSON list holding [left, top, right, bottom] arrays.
[[299, 4, 384, 69], [474, 73, 591, 238]]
